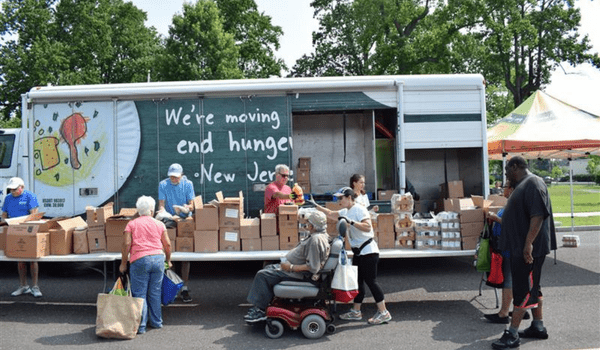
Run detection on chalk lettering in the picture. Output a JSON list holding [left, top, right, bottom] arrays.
[[177, 132, 214, 154], [225, 109, 281, 130]]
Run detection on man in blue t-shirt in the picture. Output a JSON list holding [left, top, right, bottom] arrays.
[[158, 163, 195, 302], [1, 177, 42, 298]]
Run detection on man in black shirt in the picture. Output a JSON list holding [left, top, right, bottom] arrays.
[[492, 156, 557, 350]]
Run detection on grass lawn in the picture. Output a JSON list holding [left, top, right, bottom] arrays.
[[554, 216, 600, 227], [548, 184, 600, 213]]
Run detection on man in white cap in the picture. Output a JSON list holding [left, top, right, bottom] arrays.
[[2, 177, 42, 297], [244, 210, 331, 323], [158, 163, 195, 302]]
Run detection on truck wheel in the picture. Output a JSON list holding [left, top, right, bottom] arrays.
[[265, 319, 284, 339], [301, 314, 326, 339]]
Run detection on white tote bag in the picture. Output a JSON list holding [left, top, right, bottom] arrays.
[[331, 249, 359, 303]]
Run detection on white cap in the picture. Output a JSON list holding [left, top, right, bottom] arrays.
[[6, 177, 24, 190], [305, 211, 327, 232], [167, 163, 183, 177]]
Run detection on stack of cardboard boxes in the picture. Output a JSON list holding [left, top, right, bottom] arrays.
[[375, 213, 395, 249], [296, 157, 311, 194], [414, 219, 441, 250], [193, 195, 218, 253], [390, 193, 415, 249], [260, 213, 278, 250], [105, 209, 137, 252], [86, 204, 113, 253], [278, 205, 299, 250], [4, 213, 48, 258], [217, 191, 244, 251]]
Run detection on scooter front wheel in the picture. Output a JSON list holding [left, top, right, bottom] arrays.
[[301, 314, 326, 339], [265, 319, 284, 339]]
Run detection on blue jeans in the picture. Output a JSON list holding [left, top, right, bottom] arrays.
[[130, 254, 164, 331]]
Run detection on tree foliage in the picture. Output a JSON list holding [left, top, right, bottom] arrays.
[[0, 0, 161, 120], [215, 0, 286, 78], [158, 0, 242, 81]]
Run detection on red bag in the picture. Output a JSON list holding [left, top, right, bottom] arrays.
[[487, 252, 504, 285], [332, 289, 359, 303]]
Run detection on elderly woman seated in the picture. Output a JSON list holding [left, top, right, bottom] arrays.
[[244, 209, 333, 323]]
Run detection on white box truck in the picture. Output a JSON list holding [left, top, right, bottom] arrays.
[[0, 74, 489, 220]]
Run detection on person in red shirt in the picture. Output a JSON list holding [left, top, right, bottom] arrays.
[[264, 164, 294, 214]]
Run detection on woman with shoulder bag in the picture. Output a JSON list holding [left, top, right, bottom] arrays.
[[310, 187, 391, 325]]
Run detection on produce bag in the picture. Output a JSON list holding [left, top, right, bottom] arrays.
[[475, 222, 492, 272], [486, 251, 504, 287], [331, 249, 359, 303], [96, 275, 144, 339]]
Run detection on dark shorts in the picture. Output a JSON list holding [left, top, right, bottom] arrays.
[[511, 254, 545, 309]]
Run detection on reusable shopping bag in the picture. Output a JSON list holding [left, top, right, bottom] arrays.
[[161, 268, 184, 305], [96, 275, 144, 340], [486, 251, 504, 287], [475, 222, 492, 272], [331, 249, 359, 303]]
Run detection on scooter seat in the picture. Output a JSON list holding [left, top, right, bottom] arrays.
[[274, 281, 319, 298]]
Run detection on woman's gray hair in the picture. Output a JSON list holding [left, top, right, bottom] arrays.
[[275, 164, 289, 174], [136, 195, 156, 216]]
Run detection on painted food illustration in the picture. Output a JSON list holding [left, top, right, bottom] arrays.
[[33, 137, 60, 170], [59, 112, 89, 169]]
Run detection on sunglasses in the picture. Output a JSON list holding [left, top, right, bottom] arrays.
[[279, 173, 289, 178]]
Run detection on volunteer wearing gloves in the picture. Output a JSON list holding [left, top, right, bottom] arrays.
[[119, 196, 172, 334], [310, 187, 392, 325], [3, 177, 42, 298], [264, 164, 296, 214], [157, 163, 195, 302]]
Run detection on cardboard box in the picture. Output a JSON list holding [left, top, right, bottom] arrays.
[[261, 235, 279, 250], [240, 218, 260, 239], [488, 194, 508, 207], [177, 217, 195, 237], [377, 214, 395, 232], [471, 195, 493, 210], [86, 203, 114, 227], [325, 202, 344, 234], [194, 230, 218, 253], [50, 216, 87, 255], [462, 236, 478, 250], [260, 213, 277, 237], [242, 238, 262, 251], [87, 230, 107, 253], [296, 168, 310, 182], [5, 225, 50, 258], [0, 226, 6, 251], [460, 208, 484, 223], [167, 228, 176, 242], [105, 216, 131, 236], [396, 239, 414, 249], [280, 232, 299, 250], [176, 237, 194, 252], [72, 228, 89, 254], [377, 230, 395, 249], [219, 229, 241, 251], [461, 221, 485, 237], [298, 157, 311, 168], [378, 190, 398, 201], [297, 181, 311, 194], [195, 205, 219, 231], [106, 235, 123, 252], [217, 191, 244, 228], [396, 227, 416, 240], [440, 180, 464, 199], [193, 195, 204, 211], [443, 198, 475, 213]]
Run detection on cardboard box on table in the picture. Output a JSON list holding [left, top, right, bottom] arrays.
[[167, 228, 176, 242], [440, 180, 464, 199], [378, 190, 398, 201], [194, 195, 219, 231], [242, 238, 262, 251], [175, 237, 194, 252], [462, 235, 479, 250], [216, 191, 244, 228], [72, 227, 89, 254], [377, 230, 395, 249], [376, 214, 395, 233], [49, 216, 87, 255], [87, 229, 107, 253], [279, 227, 299, 250], [104, 214, 133, 252], [261, 235, 279, 250], [240, 218, 260, 239], [177, 217, 195, 237], [194, 230, 218, 253], [5, 224, 50, 258], [260, 213, 277, 237], [0, 226, 6, 251], [219, 228, 241, 251]]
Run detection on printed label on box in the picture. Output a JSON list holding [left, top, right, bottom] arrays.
[[225, 208, 239, 218], [224, 231, 238, 242]]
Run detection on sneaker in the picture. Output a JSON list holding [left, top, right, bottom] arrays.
[[245, 308, 267, 323], [509, 310, 531, 320], [519, 325, 548, 339], [492, 330, 520, 349], [368, 310, 392, 325], [181, 289, 192, 303], [484, 313, 509, 324], [244, 307, 260, 320], [339, 309, 362, 321], [11, 285, 31, 297], [30, 286, 42, 298]]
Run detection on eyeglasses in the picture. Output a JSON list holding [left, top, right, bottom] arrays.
[[279, 173, 289, 178]]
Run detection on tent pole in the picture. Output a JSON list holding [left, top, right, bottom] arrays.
[[569, 159, 574, 235], [502, 153, 507, 185]]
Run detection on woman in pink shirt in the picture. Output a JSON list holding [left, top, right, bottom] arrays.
[[119, 196, 172, 334]]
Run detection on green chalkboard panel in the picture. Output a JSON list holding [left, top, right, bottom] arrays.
[[121, 96, 290, 216]]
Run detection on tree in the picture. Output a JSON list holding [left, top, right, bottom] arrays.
[[586, 155, 600, 176], [215, 0, 286, 78], [159, 0, 242, 81], [0, 0, 161, 120], [475, 0, 596, 107]]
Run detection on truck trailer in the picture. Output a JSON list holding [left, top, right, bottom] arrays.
[[0, 74, 489, 219]]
